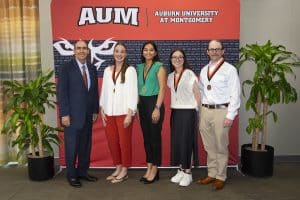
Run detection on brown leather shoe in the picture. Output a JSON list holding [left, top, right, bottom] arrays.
[[197, 176, 216, 185], [213, 179, 225, 190]]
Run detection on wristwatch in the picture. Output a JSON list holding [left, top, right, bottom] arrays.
[[155, 104, 160, 110]]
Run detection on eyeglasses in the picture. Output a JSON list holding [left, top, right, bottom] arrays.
[[75, 46, 88, 50], [208, 48, 223, 52], [171, 56, 184, 60]]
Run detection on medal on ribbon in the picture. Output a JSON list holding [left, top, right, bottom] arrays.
[[206, 58, 225, 91], [141, 86, 146, 94], [112, 66, 121, 94]]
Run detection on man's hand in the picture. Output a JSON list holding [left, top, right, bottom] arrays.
[[61, 116, 70, 127], [223, 118, 233, 128]]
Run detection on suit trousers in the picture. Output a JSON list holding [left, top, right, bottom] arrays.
[[199, 106, 229, 181], [64, 114, 92, 179], [138, 95, 164, 166], [105, 115, 133, 167]]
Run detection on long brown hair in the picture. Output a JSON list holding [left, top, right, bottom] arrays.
[[169, 48, 190, 72], [113, 42, 129, 83]]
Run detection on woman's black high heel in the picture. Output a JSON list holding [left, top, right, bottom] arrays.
[[139, 177, 147, 182], [144, 170, 159, 184]]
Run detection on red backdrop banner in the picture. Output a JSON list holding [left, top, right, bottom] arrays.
[[51, 0, 240, 167]]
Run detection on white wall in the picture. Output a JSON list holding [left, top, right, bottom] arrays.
[[39, 0, 58, 155], [40, 0, 300, 156], [239, 0, 300, 155]]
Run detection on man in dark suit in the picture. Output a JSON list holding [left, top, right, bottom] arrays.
[[58, 40, 99, 188]]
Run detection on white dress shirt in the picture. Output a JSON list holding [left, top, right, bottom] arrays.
[[167, 69, 198, 109], [199, 60, 241, 120], [100, 66, 138, 116]]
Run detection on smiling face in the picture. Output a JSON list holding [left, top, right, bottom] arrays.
[[171, 50, 184, 71], [113, 44, 127, 64], [142, 43, 157, 62], [74, 40, 89, 64], [207, 40, 225, 63]]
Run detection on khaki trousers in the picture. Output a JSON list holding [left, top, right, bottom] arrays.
[[199, 106, 229, 181]]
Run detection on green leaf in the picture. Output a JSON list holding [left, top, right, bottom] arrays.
[[1, 70, 61, 157], [238, 40, 300, 147]]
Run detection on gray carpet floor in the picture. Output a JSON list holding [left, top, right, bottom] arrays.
[[0, 163, 299, 200]]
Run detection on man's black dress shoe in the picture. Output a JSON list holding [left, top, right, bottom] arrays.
[[68, 178, 81, 188], [79, 174, 98, 182]]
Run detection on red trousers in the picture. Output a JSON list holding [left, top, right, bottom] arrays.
[[105, 115, 133, 167]]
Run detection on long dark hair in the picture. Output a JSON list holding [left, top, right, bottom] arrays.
[[113, 42, 129, 83], [169, 48, 189, 72], [140, 41, 160, 63]]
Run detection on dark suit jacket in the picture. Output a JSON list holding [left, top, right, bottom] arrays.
[[58, 58, 99, 129]]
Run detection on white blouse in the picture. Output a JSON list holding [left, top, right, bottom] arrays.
[[100, 66, 138, 116], [167, 69, 198, 109]]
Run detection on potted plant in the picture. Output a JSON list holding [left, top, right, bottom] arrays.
[[237, 40, 300, 177], [1, 70, 61, 181]]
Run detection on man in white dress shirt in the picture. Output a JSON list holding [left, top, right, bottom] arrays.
[[197, 40, 240, 190]]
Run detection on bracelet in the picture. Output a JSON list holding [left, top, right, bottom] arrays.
[[155, 105, 160, 110]]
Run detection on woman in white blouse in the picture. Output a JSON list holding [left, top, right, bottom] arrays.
[[100, 42, 138, 183], [167, 49, 201, 187]]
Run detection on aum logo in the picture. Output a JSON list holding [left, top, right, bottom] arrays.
[[53, 38, 117, 70], [78, 7, 139, 26]]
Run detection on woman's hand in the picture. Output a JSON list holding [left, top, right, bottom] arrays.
[[123, 114, 132, 128], [151, 107, 160, 123], [136, 109, 140, 122], [100, 108, 107, 127], [92, 113, 98, 123]]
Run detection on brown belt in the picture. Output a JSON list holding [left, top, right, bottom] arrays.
[[202, 103, 229, 109]]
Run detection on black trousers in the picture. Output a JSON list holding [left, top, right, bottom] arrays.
[[64, 114, 92, 179], [170, 109, 199, 169], [138, 95, 164, 166]]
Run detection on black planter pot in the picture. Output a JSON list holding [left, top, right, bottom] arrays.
[[240, 143, 274, 177], [27, 154, 54, 181]]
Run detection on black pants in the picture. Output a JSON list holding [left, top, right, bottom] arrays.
[[138, 95, 164, 166], [170, 109, 199, 169]]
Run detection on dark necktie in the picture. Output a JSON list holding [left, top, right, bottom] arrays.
[[82, 65, 88, 88]]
